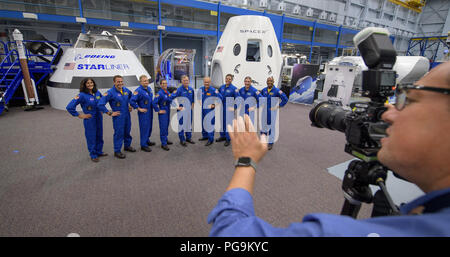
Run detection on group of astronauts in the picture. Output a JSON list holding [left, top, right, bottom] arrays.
[[67, 73, 288, 162]]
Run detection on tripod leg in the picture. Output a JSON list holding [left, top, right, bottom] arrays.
[[341, 199, 362, 218]]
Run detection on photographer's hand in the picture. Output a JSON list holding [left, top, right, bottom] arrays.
[[226, 115, 268, 195]]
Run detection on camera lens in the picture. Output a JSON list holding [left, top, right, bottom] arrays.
[[309, 102, 351, 132]]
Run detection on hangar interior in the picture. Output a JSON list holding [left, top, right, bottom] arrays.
[[0, 0, 449, 236]]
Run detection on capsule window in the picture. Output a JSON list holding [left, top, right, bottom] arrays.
[[267, 45, 273, 57], [246, 40, 260, 62], [233, 44, 241, 56]]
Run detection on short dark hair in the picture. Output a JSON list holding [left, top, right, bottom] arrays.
[[113, 75, 123, 82], [226, 74, 234, 79], [79, 78, 98, 94]]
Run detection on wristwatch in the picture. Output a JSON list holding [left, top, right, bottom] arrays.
[[234, 157, 256, 172]]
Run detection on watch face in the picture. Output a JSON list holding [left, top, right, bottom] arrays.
[[239, 157, 251, 164]]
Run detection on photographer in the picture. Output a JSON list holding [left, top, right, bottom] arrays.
[[207, 61, 450, 236]]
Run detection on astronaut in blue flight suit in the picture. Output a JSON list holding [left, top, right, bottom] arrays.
[[238, 76, 260, 124], [130, 75, 154, 152], [208, 61, 450, 237], [197, 76, 222, 146], [260, 76, 288, 150], [66, 78, 107, 162], [172, 75, 195, 146], [217, 74, 240, 147], [97, 75, 135, 159], [152, 79, 173, 151]]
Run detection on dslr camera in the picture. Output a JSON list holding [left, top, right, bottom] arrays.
[[309, 28, 399, 217]]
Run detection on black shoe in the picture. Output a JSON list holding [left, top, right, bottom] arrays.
[[167, 141, 173, 145], [268, 144, 273, 151], [180, 141, 187, 147], [147, 141, 156, 146], [98, 153, 108, 157], [124, 146, 136, 152], [114, 152, 126, 159], [141, 146, 152, 152], [224, 141, 230, 147], [91, 158, 99, 162], [186, 139, 195, 144], [205, 141, 213, 146], [199, 137, 208, 141], [161, 145, 170, 151], [216, 137, 226, 142]]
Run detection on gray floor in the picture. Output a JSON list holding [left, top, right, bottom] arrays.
[[0, 103, 372, 236]]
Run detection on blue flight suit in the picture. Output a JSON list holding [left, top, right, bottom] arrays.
[[260, 86, 288, 145], [66, 91, 104, 159], [218, 83, 240, 141], [97, 86, 133, 153], [152, 89, 173, 146], [238, 85, 260, 123], [130, 85, 154, 148], [172, 86, 195, 142], [208, 187, 450, 236], [198, 86, 222, 143]]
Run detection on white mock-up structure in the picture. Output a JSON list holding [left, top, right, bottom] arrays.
[[210, 15, 283, 90], [48, 31, 152, 110], [320, 55, 429, 106]]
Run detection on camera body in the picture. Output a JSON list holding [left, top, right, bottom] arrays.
[[309, 28, 401, 216], [310, 27, 396, 161]]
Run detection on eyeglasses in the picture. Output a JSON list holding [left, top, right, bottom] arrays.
[[395, 84, 450, 111]]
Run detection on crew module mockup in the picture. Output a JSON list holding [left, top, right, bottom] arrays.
[[48, 31, 151, 110], [210, 15, 283, 90]]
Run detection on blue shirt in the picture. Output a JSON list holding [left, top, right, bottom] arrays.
[[208, 187, 450, 237], [239, 86, 260, 110], [260, 86, 288, 109], [130, 85, 153, 111], [198, 86, 222, 109], [152, 89, 173, 112], [219, 84, 240, 110], [97, 86, 132, 113], [66, 91, 103, 117], [172, 86, 194, 108]]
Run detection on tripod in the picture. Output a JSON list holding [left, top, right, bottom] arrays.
[[340, 160, 400, 218]]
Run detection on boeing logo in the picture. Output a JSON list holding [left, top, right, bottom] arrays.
[[74, 54, 116, 61]]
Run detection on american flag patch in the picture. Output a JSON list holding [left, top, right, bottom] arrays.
[[64, 62, 75, 70], [216, 46, 224, 53]]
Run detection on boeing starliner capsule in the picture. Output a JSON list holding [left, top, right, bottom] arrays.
[[48, 31, 152, 110], [210, 15, 282, 90]]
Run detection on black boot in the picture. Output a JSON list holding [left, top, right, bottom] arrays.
[[114, 152, 126, 159], [141, 146, 152, 152]]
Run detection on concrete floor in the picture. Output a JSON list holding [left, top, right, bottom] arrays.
[[0, 103, 372, 236]]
